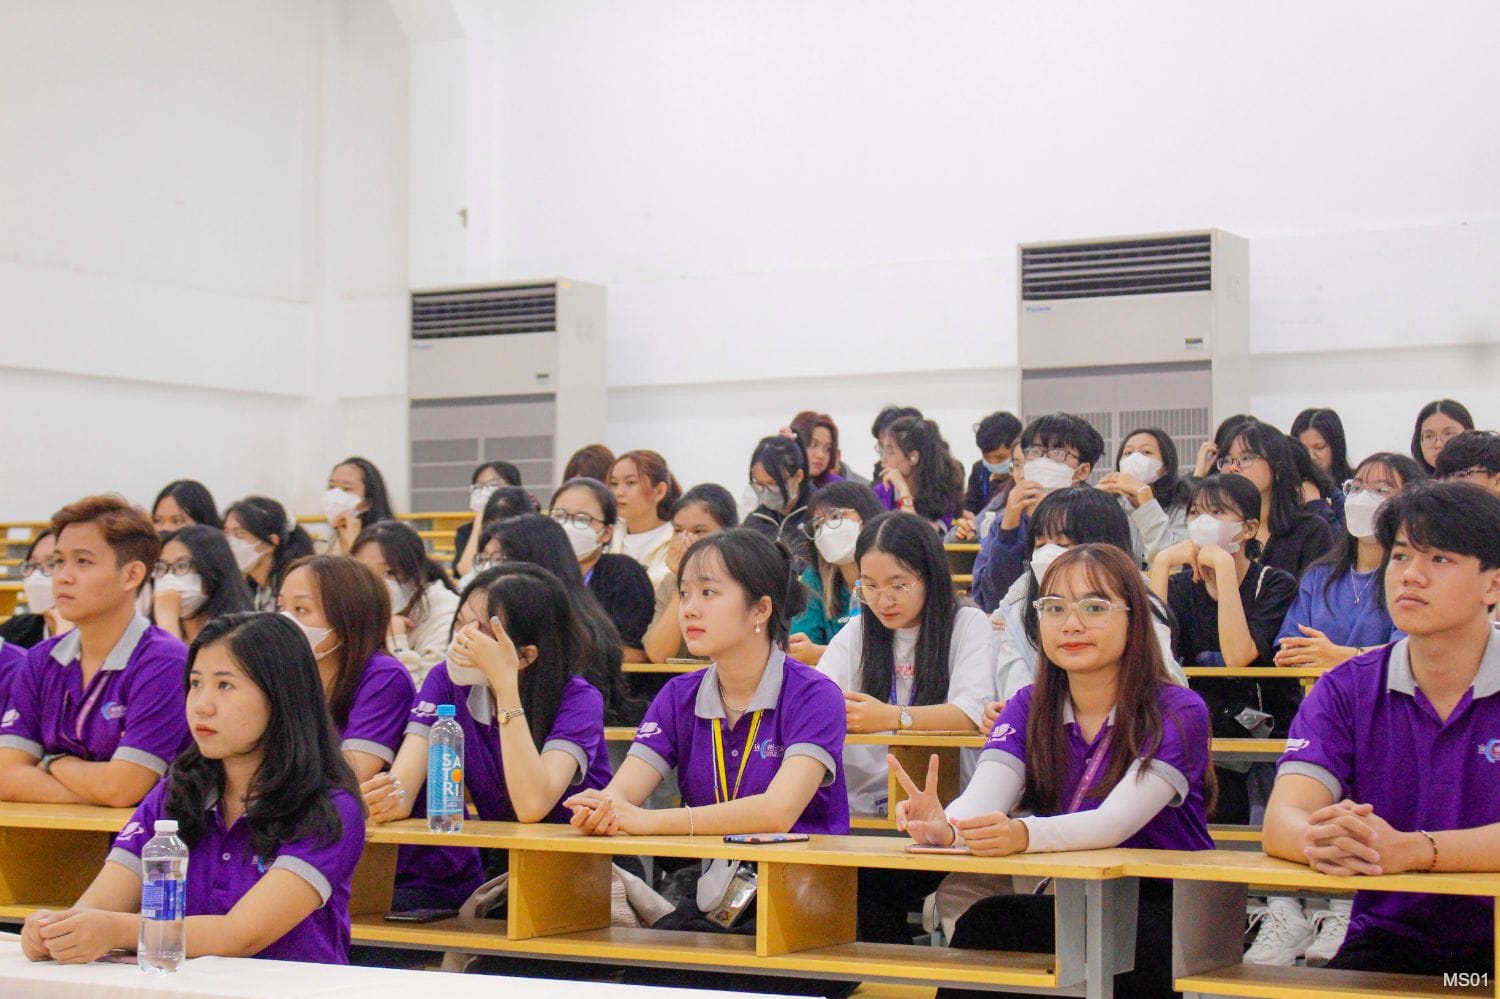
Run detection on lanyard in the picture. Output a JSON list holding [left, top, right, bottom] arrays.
[[889, 670, 915, 708], [1066, 726, 1115, 814], [711, 711, 763, 804]]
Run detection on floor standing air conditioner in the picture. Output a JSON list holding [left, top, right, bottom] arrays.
[[1017, 230, 1248, 476], [407, 280, 606, 511]]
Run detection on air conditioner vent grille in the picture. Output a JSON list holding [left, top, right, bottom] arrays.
[[1022, 234, 1211, 300], [411, 284, 558, 339]]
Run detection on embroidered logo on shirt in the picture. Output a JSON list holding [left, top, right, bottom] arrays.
[[756, 741, 783, 759], [102, 701, 127, 721], [254, 856, 271, 874], [991, 723, 1016, 743], [414, 701, 437, 720], [1283, 738, 1311, 753], [635, 721, 662, 739], [117, 821, 145, 842], [1479, 739, 1500, 764], [1, 709, 17, 728]]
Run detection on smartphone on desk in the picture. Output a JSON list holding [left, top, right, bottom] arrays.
[[907, 844, 972, 855], [723, 833, 810, 844], [383, 907, 461, 923]]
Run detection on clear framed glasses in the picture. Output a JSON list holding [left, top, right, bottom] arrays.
[[1420, 428, 1462, 446], [801, 509, 849, 540], [1342, 479, 1398, 497], [473, 553, 502, 573], [1023, 446, 1079, 464], [21, 559, 57, 578], [550, 509, 602, 531], [152, 558, 197, 579], [1032, 596, 1128, 627], [1216, 454, 1263, 473], [854, 579, 922, 605], [1445, 467, 1493, 482]]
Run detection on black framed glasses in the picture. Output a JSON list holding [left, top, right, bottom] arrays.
[[152, 558, 198, 579]]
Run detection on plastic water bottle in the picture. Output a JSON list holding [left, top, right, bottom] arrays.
[[138, 819, 188, 973], [427, 704, 465, 832]]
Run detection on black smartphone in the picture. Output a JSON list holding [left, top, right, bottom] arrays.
[[383, 907, 460, 923]]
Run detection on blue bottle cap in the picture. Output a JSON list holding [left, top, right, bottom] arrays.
[[436, 704, 457, 717]]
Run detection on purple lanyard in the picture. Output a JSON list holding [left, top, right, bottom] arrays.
[[889, 671, 914, 708], [65, 668, 112, 749], [1031, 724, 1113, 896]]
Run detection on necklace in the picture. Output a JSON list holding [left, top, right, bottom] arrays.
[[1350, 569, 1377, 605], [718, 680, 749, 714]]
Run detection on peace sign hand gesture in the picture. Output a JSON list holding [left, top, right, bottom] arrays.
[[888, 753, 953, 846]]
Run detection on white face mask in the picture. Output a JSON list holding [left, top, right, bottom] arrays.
[[23, 572, 55, 614], [814, 519, 860, 566], [751, 483, 789, 514], [385, 578, 414, 614], [1030, 543, 1068, 583], [457, 570, 477, 592], [1188, 514, 1243, 554], [320, 487, 362, 523], [1025, 457, 1077, 491], [445, 634, 489, 687], [155, 572, 207, 618], [1343, 491, 1388, 541], [225, 534, 265, 573], [281, 610, 336, 656], [1119, 452, 1164, 484], [561, 519, 604, 561], [469, 485, 498, 514]]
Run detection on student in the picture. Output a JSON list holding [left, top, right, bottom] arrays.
[[990, 487, 1185, 716], [22, 613, 365, 965], [278, 555, 414, 782], [895, 543, 1214, 999], [1289, 434, 1343, 528], [0, 637, 24, 710], [480, 515, 635, 726], [644, 485, 741, 664], [1250, 453, 1425, 967], [0, 496, 189, 807], [1410, 398, 1474, 475], [1434, 429, 1500, 495], [970, 413, 1105, 612], [352, 521, 459, 684], [869, 404, 924, 481], [0, 531, 72, 649], [1150, 474, 1298, 823], [743, 435, 814, 566], [963, 410, 1023, 516], [362, 564, 612, 910], [152, 526, 255, 643], [1291, 407, 1355, 486], [787, 482, 883, 666], [787, 410, 846, 487], [453, 461, 526, 575], [151, 480, 223, 533], [563, 443, 616, 483], [566, 530, 849, 902], [321, 456, 396, 555], [607, 450, 682, 585], [456, 486, 542, 581], [549, 478, 655, 662], [1214, 418, 1335, 578], [873, 416, 965, 531], [1098, 427, 1191, 564], [1265, 482, 1500, 979], [222, 496, 316, 612]]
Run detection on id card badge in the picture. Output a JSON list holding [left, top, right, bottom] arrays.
[[705, 864, 758, 929], [874, 794, 889, 817], [697, 858, 737, 912]]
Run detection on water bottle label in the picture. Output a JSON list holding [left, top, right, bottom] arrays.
[[141, 878, 185, 921], [427, 744, 463, 815]]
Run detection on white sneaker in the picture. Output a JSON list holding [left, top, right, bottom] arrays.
[[1304, 908, 1351, 967], [1244, 905, 1314, 965]]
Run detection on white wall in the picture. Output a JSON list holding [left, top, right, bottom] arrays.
[[0, 0, 410, 521]]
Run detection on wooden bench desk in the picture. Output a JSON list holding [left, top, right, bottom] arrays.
[[0, 582, 20, 619], [1183, 665, 1332, 694]]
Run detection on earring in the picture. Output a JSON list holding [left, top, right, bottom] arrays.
[[754, 624, 762, 634]]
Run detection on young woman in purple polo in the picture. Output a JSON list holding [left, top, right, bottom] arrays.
[[22, 612, 365, 965], [894, 543, 1214, 999], [1266, 482, 1500, 979]]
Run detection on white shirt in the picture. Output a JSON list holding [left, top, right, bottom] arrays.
[[816, 605, 996, 816], [616, 521, 673, 586]]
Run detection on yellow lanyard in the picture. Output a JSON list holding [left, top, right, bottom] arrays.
[[712, 711, 763, 804]]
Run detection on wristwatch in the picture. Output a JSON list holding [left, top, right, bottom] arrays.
[[498, 708, 526, 725], [898, 707, 913, 730]]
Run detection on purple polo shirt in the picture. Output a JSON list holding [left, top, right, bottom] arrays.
[[339, 652, 415, 764], [627, 648, 850, 834], [395, 664, 613, 906], [108, 778, 365, 964], [0, 616, 189, 780], [0, 638, 26, 710], [982, 683, 1214, 851], [1277, 634, 1500, 959]]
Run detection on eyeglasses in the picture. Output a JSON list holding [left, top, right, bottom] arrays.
[[854, 580, 922, 605], [1420, 428, 1463, 445], [550, 509, 603, 531], [1022, 446, 1079, 464], [1216, 454, 1263, 472], [1032, 596, 1129, 626], [802, 509, 852, 540], [152, 558, 198, 579], [473, 553, 502, 573], [21, 559, 57, 578], [1342, 479, 1398, 497], [1445, 467, 1494, 481]]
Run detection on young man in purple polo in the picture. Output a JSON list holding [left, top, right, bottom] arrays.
[[1266, 481, 1500, 977], [0, 495, 189, 807]]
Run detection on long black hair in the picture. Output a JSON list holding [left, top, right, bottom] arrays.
[[481, 485, 540, 530], [153, 480, 222, 530], [807, 482, 885, 620], [223, 496, 315, 595], [1020, 487, 1135, 649], [1410, 399, 1475, 473], [333, 456, 395, 524], [1221, 419, 1311, 538], [1314, 453, 1426, 604], [160, 525, 255, 621], [853, 512, 955, 707], [679, 529, 806, 647], [352, 520, 454, 618], [1187, 474, 1264, 560], [885, 416, 965, 524], [484, 514, 635, 725], [168, 613, 360, 856], [1291, 408, 1354, 484], [1116, 428, 1189, 509], [748, 436, 811, 514], [673, 483, 740, 531]]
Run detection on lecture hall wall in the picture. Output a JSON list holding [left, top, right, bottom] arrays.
[[3, 0, 1498, 521]]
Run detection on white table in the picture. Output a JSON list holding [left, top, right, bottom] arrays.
[[0, 938, 787, 998]]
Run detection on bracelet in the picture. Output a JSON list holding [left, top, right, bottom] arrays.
[[1417, 829, 1438, 872], [947, 819, 963, 847], [685, 804, 695, 837]]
